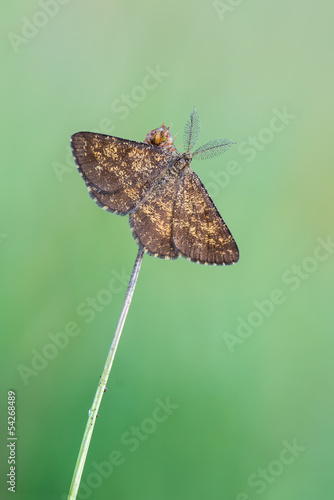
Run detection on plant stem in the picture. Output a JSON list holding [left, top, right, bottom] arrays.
[[68, 248, 144, 500]]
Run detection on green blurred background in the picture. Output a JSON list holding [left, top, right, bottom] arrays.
[[1, 1, 334, 499]]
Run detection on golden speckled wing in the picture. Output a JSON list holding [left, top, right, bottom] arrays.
[[173, 170, 239, 265], [129, 173, 180, 259], [71, 132, 174, 214]]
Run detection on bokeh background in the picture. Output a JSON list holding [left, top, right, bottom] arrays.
[[2, 1, 334, 499]]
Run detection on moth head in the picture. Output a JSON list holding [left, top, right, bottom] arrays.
[[144, 123, 178, 153]]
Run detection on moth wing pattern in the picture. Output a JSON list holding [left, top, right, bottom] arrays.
[[173, 170, 239, 265], [129, 174, 180, 259], [71, 132, 175, 215]]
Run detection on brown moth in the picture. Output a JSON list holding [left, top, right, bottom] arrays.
[[71, 108, 239, 265]]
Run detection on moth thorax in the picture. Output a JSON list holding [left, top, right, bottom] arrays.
[[181, 152, 192, 162], [144, 123, 178, 153], [171, 155, 190, 174]]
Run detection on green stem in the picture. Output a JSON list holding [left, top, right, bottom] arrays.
[[68, 248, 144, 499]]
